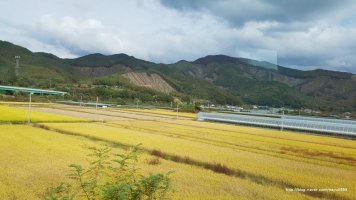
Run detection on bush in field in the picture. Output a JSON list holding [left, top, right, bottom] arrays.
[[44, 145, 172, 200]]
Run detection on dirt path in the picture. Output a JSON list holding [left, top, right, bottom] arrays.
[[14, 105, 131, 121], [13, 104, 187, 122]]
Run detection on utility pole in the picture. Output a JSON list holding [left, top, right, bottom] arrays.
[[27, 93, 33, 124], [281, 110, 284, 132], [15, 56, 20, 77], [136, 98, 139, 109]]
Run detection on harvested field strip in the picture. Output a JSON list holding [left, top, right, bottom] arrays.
[[105, 122, 356, 169], [19, 104, 192, 121], [109, 108, 193, 119], [41, 106, 171, 121], [71, 108, 156, 120], [86, 107, 194, 121], [118, 108, 196, 118], [26, 106, 133, 121], [92, 108, 182, 120], [39, 122, 356, 200], [33, 123, 345, 200], [15, 105, 137, 120], [15, 104, 186, 122]]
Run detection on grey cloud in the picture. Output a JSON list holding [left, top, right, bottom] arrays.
[[160, 0, 354, 26], [0, 0, 356, 73]]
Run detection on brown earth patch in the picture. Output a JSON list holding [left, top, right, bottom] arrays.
[[280, 146, 356, 162], [122, 72, 175, 93]]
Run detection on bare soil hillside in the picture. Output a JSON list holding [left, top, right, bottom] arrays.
[[123, 72, 175, 93]]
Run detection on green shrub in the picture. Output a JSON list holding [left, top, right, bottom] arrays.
[[44, 145, 172, 200]]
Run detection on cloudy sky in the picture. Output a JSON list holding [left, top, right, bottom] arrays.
[[1, 0, 356, 73]]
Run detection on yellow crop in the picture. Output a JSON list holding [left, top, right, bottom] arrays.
[[43, 121, 356, 200], [0, 125, 309, 200], [1, 103, 355, 199], [0, 101, 54, 105], [0, 105, 86, 123]]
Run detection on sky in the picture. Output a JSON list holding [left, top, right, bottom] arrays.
[[1, 0, 356, 73]]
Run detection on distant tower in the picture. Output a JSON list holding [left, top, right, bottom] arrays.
[[15, 56, 20, 77]]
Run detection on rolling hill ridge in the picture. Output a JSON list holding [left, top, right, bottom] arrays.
[[0, 40, 355, 113]]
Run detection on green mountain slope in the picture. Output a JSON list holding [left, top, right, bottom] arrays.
[[64, 53, 153, 70], [0, 40, 355, 112]]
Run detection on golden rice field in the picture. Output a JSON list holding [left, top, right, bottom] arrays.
[[0, 102, 355, 200], [0, 101, 54, 105], [0, 105, 86, 123], [0, 125, 310, 200]]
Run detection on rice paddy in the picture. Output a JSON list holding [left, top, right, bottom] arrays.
[[0, 105, 87, 123], [0, 102, 355, 200]]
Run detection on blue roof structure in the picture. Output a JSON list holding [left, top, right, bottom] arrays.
[[197, 112, 356, 137], [57, 101, 113, 107], [0, 85, 66, 95]]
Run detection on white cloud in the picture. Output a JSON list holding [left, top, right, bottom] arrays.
[[0, 0, 355, 73]]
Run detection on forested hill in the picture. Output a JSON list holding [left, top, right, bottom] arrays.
[[1, 40, 355, 112]]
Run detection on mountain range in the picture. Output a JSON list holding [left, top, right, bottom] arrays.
[[0, 40, 355, 113]]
